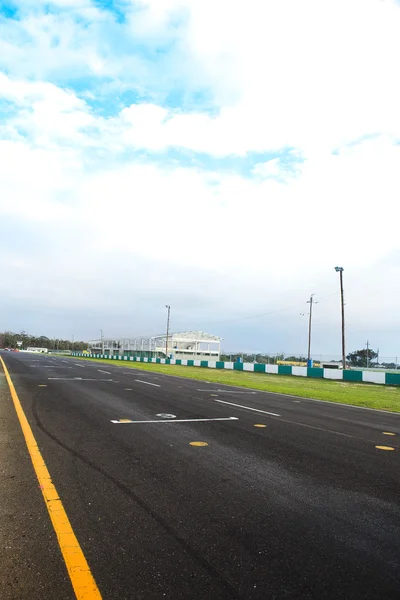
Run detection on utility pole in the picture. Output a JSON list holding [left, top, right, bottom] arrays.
[[366, 340, 369, 368], [306, 294, 317, 366], [335, 267, 346, 369], [100, 329, 104, 354], [165, 305, 170, 359]]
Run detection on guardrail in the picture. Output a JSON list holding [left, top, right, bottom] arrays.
[[72, 353, 400, 386]]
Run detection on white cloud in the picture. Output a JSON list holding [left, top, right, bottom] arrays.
[[125, 0, 400, 155]]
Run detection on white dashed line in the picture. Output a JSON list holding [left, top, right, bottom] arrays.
[[134, 380, 161, 387], [197, 389, 256, 394], [214, 399, 280, 417], [98, 369, 111, 374]]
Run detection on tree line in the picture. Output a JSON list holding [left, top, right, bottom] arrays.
[[0, 331, 87, 352]]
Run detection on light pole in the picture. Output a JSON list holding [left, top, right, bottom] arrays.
[[334, 266, 346, 369], [306, 294, 317, 367], [100, 329, 104, 354], [165, 305, 171, 359]]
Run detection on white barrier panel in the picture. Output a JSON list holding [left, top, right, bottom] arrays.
[[208, 361, 216, 368], [362, 371, 386, 385], [224, 362, 234, 369], [266, 365, 279, 374], [193, 360, 201, 367], [323, 369, 343, 380], [292, 367, 307, 377], [243, 363, 254, 371]]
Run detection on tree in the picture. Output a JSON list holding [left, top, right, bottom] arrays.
[[285, 355, 307, 363], [346, 348, 378, 368], [381, 362, 397, 370], [0, 331, 88, 352]]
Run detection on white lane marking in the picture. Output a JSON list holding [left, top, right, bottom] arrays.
[[214, 399, 280, 417], [29, 366, 72, 369], [98, 369, 111, 374], [197, 389, 256, 394], [135, 379, 161, 387], [156, 413, 176, 419], [62, 360, 68, 363], [75, 364, 86, 367], [111, 417, 238, 424], [48, 377, 113, 381]]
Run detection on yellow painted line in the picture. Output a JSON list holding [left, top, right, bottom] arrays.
[[190, 441, 208, 447], [382, 432, 396, 436], [38, 384, 47, 387], [124, 388, 133, 391], [254, 424, 267, 428], [210, 394, 218, 397], [375, 445, 395, 451], [0, 357, 102, 600], [119, 419, 133, 423]]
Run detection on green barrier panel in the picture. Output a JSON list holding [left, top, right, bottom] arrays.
[[307, 367, 324, 378], [156, 358, 161, 364], [140, 357, 144, 362], [234, 362, 244, 370], [187, 360, 194, 366], [278, 365, 292, 375], [175, 359, 182, 365], [254, 364, 266, 373], [385, 373, 400, 386], [200, 361, 209, 368], [216, 362, 225, 369], [343, 370, 362, 382]]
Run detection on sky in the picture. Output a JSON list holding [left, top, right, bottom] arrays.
[[0, 0, 400, 357]]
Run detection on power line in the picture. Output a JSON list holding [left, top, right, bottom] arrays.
[[187, 292, 338, 329]]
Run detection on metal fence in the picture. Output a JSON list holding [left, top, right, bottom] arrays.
[[221, 352, 400, 370]]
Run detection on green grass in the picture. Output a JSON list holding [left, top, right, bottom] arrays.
[[72, 357, 400, 412]]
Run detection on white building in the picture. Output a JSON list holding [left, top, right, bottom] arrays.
[[88, 331, 221, 361], [154, 331, 221, 360]]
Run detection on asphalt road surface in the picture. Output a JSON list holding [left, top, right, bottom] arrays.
[[1, 351, 399, 600]]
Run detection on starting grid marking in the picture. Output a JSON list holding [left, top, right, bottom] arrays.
[[111, 416, 239, 424], [48, 377, 113, 382]]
